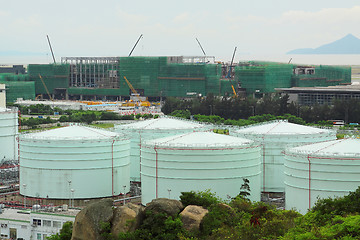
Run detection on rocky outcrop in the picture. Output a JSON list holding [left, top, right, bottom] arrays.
[[180, 205, 208, 231], [111, 203, 144, 236], [71, 199, 114, 240], [145, 198, 183, 217]]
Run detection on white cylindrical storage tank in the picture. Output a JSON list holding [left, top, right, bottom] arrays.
[[285, 138, 360, 214], [114, 117, 209, 182], [0, 107, 18, 161], [141, 131, 261, 205], [233, 120, 336, 193], [19, 125, 130, 199]]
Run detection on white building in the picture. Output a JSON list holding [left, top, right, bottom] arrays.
[[0, 207, 78, 240]]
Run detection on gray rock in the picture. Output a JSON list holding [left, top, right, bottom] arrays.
[[111, 203, 144, 236], [180, 205, 208, 231], [71, 199, 113, 240], [145, 198, 183, 217]]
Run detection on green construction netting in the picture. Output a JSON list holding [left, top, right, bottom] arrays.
[[292, 65, 351, 87], [1, 81, 35, 102], [118, 57, 221, 97], [68, 88, 121, 96], [119, 57, 163, 96], [220, 79, 236, 96], [236, 62, 293, 93], [28, 64, 70, 94], [0, 73, 34, 102]]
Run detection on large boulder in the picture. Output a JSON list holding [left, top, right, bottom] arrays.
[[71, 199, 114, 240], [145, 198, 183, 217], [180, 205, 208, 231], [111, 203, 144, 236]]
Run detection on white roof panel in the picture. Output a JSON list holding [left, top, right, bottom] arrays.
[[21, 125, 118, 140], [144, 131, 254, 148], [287, 138, 360, 156], [235, 120, 332, 135], [116, 117, 203, 130]]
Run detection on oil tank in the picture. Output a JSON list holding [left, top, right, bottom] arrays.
[[19, 125, 130, 199], [114, 117, 208, 182], [284, 138, 360, 214], [140, 131, 261, 204], [233, 120, 336, 192], [0, 107, 18, 161]]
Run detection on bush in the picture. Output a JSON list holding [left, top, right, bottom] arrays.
[[180, 190, 221, 209]]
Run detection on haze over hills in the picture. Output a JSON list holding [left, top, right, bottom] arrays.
[[287, 34, 360, 54]]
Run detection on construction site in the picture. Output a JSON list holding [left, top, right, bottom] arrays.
[[0, 57, 350, 106]]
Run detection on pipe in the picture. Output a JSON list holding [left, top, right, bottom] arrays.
[[307, 154, 311, 211], [111, 139, 116, 197], [154, 146, 158, 199], [139, 131, 142, 183], [263, 143, 266, 192]]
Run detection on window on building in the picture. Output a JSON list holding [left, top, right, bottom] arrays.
[[43, 234, 47, 240], [33, 219, 41, 226], [43, 220, 51, 227], [37, 233, 41, 240], [53, 221, 61, 228]]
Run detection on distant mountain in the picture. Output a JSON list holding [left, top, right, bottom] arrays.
[[287, 34, 360, 54]]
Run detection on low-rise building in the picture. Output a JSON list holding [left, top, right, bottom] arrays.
[[0, 207, 78, 240]]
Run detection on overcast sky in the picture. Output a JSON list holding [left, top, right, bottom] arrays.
[[1, 0, 360, 62]]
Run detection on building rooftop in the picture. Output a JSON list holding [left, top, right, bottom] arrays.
[[276, 84, 360, 93]]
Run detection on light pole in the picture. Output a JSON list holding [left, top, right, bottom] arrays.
[[68, 180, 71, 207], [167, 189, 171, 199], [123, 185, 126, 205], [71, 189, 75, 208], [23, 184, 27, 209]]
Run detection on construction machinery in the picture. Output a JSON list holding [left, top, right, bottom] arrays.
[[226, 47, 238, 97], [38, 74, 53, 101], [123, 76, 151, 107]]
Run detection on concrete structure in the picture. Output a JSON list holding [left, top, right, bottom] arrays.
[[141, 131, 261, 204], [114, 117, 208, 182], [284, 138, 360, 214], [0, 84, 5, 108], [0, 207, 78, 239], [15, 99, 87, 111], [19, 125, 130, 199], [233, 120, 336, 193], [276, 84, 360, 105], [0, 107, 18, 162]]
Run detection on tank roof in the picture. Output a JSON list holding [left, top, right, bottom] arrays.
[[235, 120, 333, 135], [21, 125, 119, 140], [286, 138, 360, 157], [116, 117, 204, 130], [144, 131, 254, 148]]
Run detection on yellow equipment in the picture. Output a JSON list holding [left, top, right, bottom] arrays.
[[231, 85, 237, 97], [123, 76, 151, 107], [38, 74, 53, 101]]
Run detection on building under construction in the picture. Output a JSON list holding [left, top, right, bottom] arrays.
[[0, 57, 352, 102]]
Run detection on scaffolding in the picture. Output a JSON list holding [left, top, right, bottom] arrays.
[[236, 62, 293, 94], [61, 57, 119, 89]]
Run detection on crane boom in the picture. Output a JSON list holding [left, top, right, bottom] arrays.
[[129, 34, 143, 57], [39, 74, 53, 101], [46, 35, 56, 64]]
